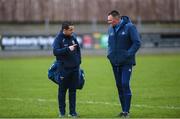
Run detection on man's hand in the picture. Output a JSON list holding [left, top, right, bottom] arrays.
[[69, 44, 77, 51]]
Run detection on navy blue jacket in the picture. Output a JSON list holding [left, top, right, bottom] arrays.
[[53, 32, 81, 68], [107, 16, 141, 66]]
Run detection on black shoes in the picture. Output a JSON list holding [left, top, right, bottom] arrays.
[[59, 112, 78, 118], [68, 112, 78, 118], [59, 112, 129, 118], [118, 112, 130, 118], [58, 113, 65, 118]]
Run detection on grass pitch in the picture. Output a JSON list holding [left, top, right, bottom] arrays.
[[0, 55, 180, 118]]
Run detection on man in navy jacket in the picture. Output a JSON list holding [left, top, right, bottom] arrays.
[[53, 21, 81, 117], [107, 10, 141, 118]]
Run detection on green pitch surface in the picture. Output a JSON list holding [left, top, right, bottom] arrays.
[[0, 55, 180, 118]]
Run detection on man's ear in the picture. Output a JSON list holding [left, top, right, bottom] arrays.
[[63, 29, 66, 34]]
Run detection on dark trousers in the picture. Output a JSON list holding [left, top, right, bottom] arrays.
[[58, 67, 79, 115], [112, 65, 132, 113]]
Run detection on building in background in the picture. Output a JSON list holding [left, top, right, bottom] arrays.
[[0, 0, 180, 52]]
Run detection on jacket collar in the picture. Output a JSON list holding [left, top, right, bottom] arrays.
[[113, 16, 131, 32]]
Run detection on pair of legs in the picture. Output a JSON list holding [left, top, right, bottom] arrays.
[[112, 65, 132, 113], [58, 68, 79, 116]]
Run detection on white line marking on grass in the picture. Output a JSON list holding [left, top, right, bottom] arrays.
[[78, 101, 180, 110], [0, 97, 180, 110]]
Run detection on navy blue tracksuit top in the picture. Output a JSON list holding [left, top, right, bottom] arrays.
[[107, 16, 141, 66], [53, 32, 81, 68]]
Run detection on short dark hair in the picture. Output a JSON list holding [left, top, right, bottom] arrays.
[[61, 21, 73, 30], [108, 10, 120, 18]]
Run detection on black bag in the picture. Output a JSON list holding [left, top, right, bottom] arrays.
[[48, 61, 85, 90], [77, 69, 85, 89], [48, 61, 59, 84]]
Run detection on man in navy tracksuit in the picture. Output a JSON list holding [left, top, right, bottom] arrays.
[[107, 10, 141, 118], [53, 21, 81, 117]]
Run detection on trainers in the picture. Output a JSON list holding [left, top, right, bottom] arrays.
[[68, 113, 78, 118], [58, 114, 65, 118], [118, 112, 129, 118], [123, 112, 129, 118], [118, 112, 124, 117]]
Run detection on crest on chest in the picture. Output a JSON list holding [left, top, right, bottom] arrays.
[[62, 38, 76, 47]]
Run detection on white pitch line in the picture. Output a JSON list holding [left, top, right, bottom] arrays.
[[0, 97, 180, 110], [78, 101, 180, 110]]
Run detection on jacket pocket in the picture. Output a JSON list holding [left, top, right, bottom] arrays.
[[116, 50, 129, 64], [107, 50, 130, 65]]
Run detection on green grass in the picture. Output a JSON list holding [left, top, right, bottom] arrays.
[[0, 55, 180, 118]]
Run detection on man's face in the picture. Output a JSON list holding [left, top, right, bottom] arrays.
[[63, 25, 74, 36], [107, 15, 119, 26]]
